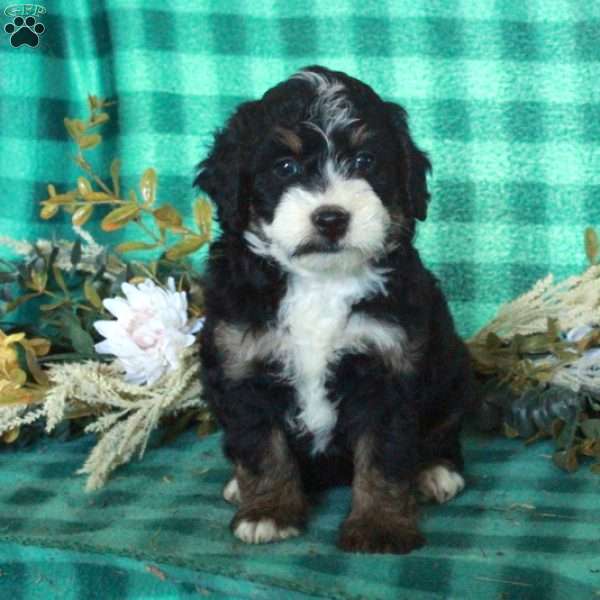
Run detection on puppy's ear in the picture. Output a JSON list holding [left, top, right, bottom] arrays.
[[195, 101, 261, 233], [384, 102, 432, 221]]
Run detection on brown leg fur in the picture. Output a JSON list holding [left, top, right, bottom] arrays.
[[338, 434, 425, 554], [230, 429, 309, 544]]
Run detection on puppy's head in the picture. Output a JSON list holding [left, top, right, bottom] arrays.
[[195, 66, 431, 275]]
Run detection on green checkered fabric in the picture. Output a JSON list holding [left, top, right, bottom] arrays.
[[1, 429, 600, 599], [2, 1, 599, 337], [2, 1, 600, 598]]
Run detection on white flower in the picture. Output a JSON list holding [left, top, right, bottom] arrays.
[[94, 278, 203, 385]]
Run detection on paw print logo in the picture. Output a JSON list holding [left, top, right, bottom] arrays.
[[4, 15, 45, 48]]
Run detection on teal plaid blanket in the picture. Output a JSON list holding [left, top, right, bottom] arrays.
[[1, 429, 600, 599], [2, 1, 599, 337], [1, 0, 600, 598]]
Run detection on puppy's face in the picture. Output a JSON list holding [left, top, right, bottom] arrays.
[[196, 67, 431, 275]]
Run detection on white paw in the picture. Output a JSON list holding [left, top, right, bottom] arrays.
[[418, 465, 465, 504], [223, 477, 241, 504], [233, 518, 300, 544]]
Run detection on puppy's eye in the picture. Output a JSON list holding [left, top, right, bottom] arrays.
[[351, 152, 375, 173], [273, 158, 302, 179]]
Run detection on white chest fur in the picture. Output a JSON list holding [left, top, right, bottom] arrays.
[[275, 267, 407, 454], [214, 268, 415, 455]]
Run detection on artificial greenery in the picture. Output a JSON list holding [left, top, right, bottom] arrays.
[[0, 95, 214, 449], [469, 228, 600, 474], [42, 96, 211, 261], [1, 94, 212, 358], [0, 329, 49, 408]]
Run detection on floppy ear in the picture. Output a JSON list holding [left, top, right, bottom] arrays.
[[384, 102, 432, 221], [194, 101, 261, 233]]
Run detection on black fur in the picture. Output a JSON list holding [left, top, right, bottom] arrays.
[[196, 66, 473, 544]]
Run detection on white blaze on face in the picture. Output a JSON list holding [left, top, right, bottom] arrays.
[[247, 161, 391, 275]]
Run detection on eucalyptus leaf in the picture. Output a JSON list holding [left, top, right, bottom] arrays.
[[61, 312, 96, 357], [40, 299, 68, 312], [84, 278, 103, 310], [71, 239, 82, 267], [39, 352, 92, 364], [52, 265, 68, 294], [47, 245, 59, 271]]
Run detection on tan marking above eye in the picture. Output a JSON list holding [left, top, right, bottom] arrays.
[[349, 123, 372, 147], [273, 126, 303, 155]]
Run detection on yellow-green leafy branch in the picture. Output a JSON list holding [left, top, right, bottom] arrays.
[[40, 95, 213, 263]]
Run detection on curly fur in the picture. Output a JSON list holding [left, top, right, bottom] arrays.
[[196, 66, 474, 554]]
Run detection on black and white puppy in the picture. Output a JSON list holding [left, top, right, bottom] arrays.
[[196, 66, 473, 554]]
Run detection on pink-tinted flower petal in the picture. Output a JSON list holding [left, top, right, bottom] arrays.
[[102, 297, 133, 321]]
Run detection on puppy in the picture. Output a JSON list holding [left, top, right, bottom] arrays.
[[196, 66, 473, 554]]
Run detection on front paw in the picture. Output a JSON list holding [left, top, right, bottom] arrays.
[[338, 516, 425, 554], [231, 515, 301, 544], [418, 465, 465, 504]]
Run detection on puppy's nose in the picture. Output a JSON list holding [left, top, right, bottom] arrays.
[[311, 205, 350, 240]]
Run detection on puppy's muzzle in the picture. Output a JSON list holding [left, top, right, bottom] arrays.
[[311, 205, 350, 242]]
